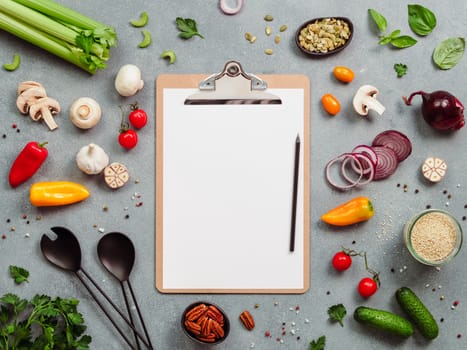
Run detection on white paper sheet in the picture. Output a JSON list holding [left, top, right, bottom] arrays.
[[161, 88, 305, 290]]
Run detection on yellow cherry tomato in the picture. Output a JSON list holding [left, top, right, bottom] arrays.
[[333, 66, 355, 83], [321, 93, 341, 115]]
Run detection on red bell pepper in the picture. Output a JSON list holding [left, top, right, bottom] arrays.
[[9, 142, 48, 187]]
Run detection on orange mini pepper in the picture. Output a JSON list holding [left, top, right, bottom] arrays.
[[29, 181, 90, 207], [321, 196, 374, 226]]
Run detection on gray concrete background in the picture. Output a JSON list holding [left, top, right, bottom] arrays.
[[1, 0, 467, 349]]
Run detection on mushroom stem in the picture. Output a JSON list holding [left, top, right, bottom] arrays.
[[363, 96, 386, 115], [42, 109, 58, 130]]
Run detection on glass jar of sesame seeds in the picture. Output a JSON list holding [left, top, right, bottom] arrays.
[[404, 209, 463, 266]]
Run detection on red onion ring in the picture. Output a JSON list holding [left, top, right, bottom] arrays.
[[219, 0, 244, 15], [325, 153, 363, 190], [342, 153, 375, 186], [371, 130, 412, 162], [351, 145, 378, 166], [372, 146, 399, 180]]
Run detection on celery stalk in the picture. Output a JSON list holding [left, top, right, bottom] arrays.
[[12, 0, 117, 48], [0, 0, 116, 73], [0, 12, 97, 73], [0, 0, 82, 46]]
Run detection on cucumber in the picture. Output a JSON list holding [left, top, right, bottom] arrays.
[[353, 306, 414, 338], [395, 287, 439, 340]]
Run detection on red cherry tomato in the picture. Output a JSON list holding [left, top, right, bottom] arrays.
[[358, 277, 378, 298], [129, 109, 148, 129], [332, 251, 352, 271], [119, 129, 138, 149]]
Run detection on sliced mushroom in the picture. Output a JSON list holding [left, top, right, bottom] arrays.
[[353, 85, 386, 116], [28, 97, 61, 130], [69, 97, 102, 129], [16, 86, 48, 114], [17, 81, 44, 95]]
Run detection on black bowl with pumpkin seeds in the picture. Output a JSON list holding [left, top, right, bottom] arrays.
[[295, 17, 353, 57]]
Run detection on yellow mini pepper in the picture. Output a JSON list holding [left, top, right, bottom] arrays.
[[321, 196, 374, 226], [29, 181, 90, 207]]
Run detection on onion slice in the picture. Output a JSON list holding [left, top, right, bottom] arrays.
[[342, 153, 376, 186], [325, 153, 363, 190], [372, 146, 399, 180], [219, 0, 244, 14], [372, 130, 412, 162]]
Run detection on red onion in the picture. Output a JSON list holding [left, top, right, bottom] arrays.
[[371, 130, 412, 162], [325, 153, 363, 190], [219, 0, 244, 15], [372, 146, 399, 180], [342, 153, 375, 186], [403, 90, 465, 130]]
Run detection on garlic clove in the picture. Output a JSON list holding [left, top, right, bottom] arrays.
[[76, 143, 109, 175]]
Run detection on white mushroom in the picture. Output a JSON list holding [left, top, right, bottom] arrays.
[[353, 85, 386, 116], [114, 64, 144, 97], [16, 85, 47, 114], [28, 96, 61, 130], [76, 143, 110, 175], [69, 97, 102, 129]]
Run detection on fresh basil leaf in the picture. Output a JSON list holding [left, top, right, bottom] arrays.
[[368, 9, 387, 32], [390, 35, 417, 48], [378, 36, 392, 45], [389, 29, 401, 39], [408, 4, 436, 36], [433, 37, 465, 69]]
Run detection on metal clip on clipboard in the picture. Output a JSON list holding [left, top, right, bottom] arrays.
[[184, 60, 282, 105]]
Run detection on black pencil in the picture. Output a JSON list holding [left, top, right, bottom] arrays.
[[290, 134, 300, 252]]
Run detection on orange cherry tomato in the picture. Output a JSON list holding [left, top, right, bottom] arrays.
[[321, 93, 341, 115], [333, 66, 355, 83]]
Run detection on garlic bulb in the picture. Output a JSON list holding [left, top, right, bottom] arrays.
[[76, 143, 109, 175], [70, 97, 102, 129]]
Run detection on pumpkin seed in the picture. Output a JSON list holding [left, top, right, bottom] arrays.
[[274, 34, 281, 44], [279, 24, 288, 32], [265, 48, 274, 55], [298, 17, 351, 53], [264, 15, 274, 22], [244, 32, 252, 41], [249, 36, 257, 43], [265, 26, 272, 36]]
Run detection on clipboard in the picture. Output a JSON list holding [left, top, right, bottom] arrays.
[[155, 61, 310, 294]]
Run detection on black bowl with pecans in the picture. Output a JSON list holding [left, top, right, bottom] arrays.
[[295, 17, 354, 57], [181, 301, 230, 345]]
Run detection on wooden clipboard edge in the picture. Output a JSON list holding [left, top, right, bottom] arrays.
[[155, 74, 310, 294]]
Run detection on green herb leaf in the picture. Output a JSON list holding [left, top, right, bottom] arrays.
[[368, 9, 387, 32], [390, 35, 417, 48], [0, 293, 91, 349], [328, 303, 347, 327], [433, 37, 465, 70], [9, 265, 30, 284], [175, 17, 204, 39], [310, 335, 326, 350], [408, 4, 436, 36], [394, 63, 408, 77], [378, 36, 392, 45]]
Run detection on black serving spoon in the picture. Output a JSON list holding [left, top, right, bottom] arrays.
[[40, 226, 151, 350], [97, 232, 153, 350]]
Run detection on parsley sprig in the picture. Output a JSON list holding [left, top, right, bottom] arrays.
[[176, 17, 204, 39], [328, 303, 347, 327], [9, 266, 29, 285], [0, 293, 91, 349]]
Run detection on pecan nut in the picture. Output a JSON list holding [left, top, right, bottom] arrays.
[[185, 303, 208, 322], [239, 310, 255, 331]]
